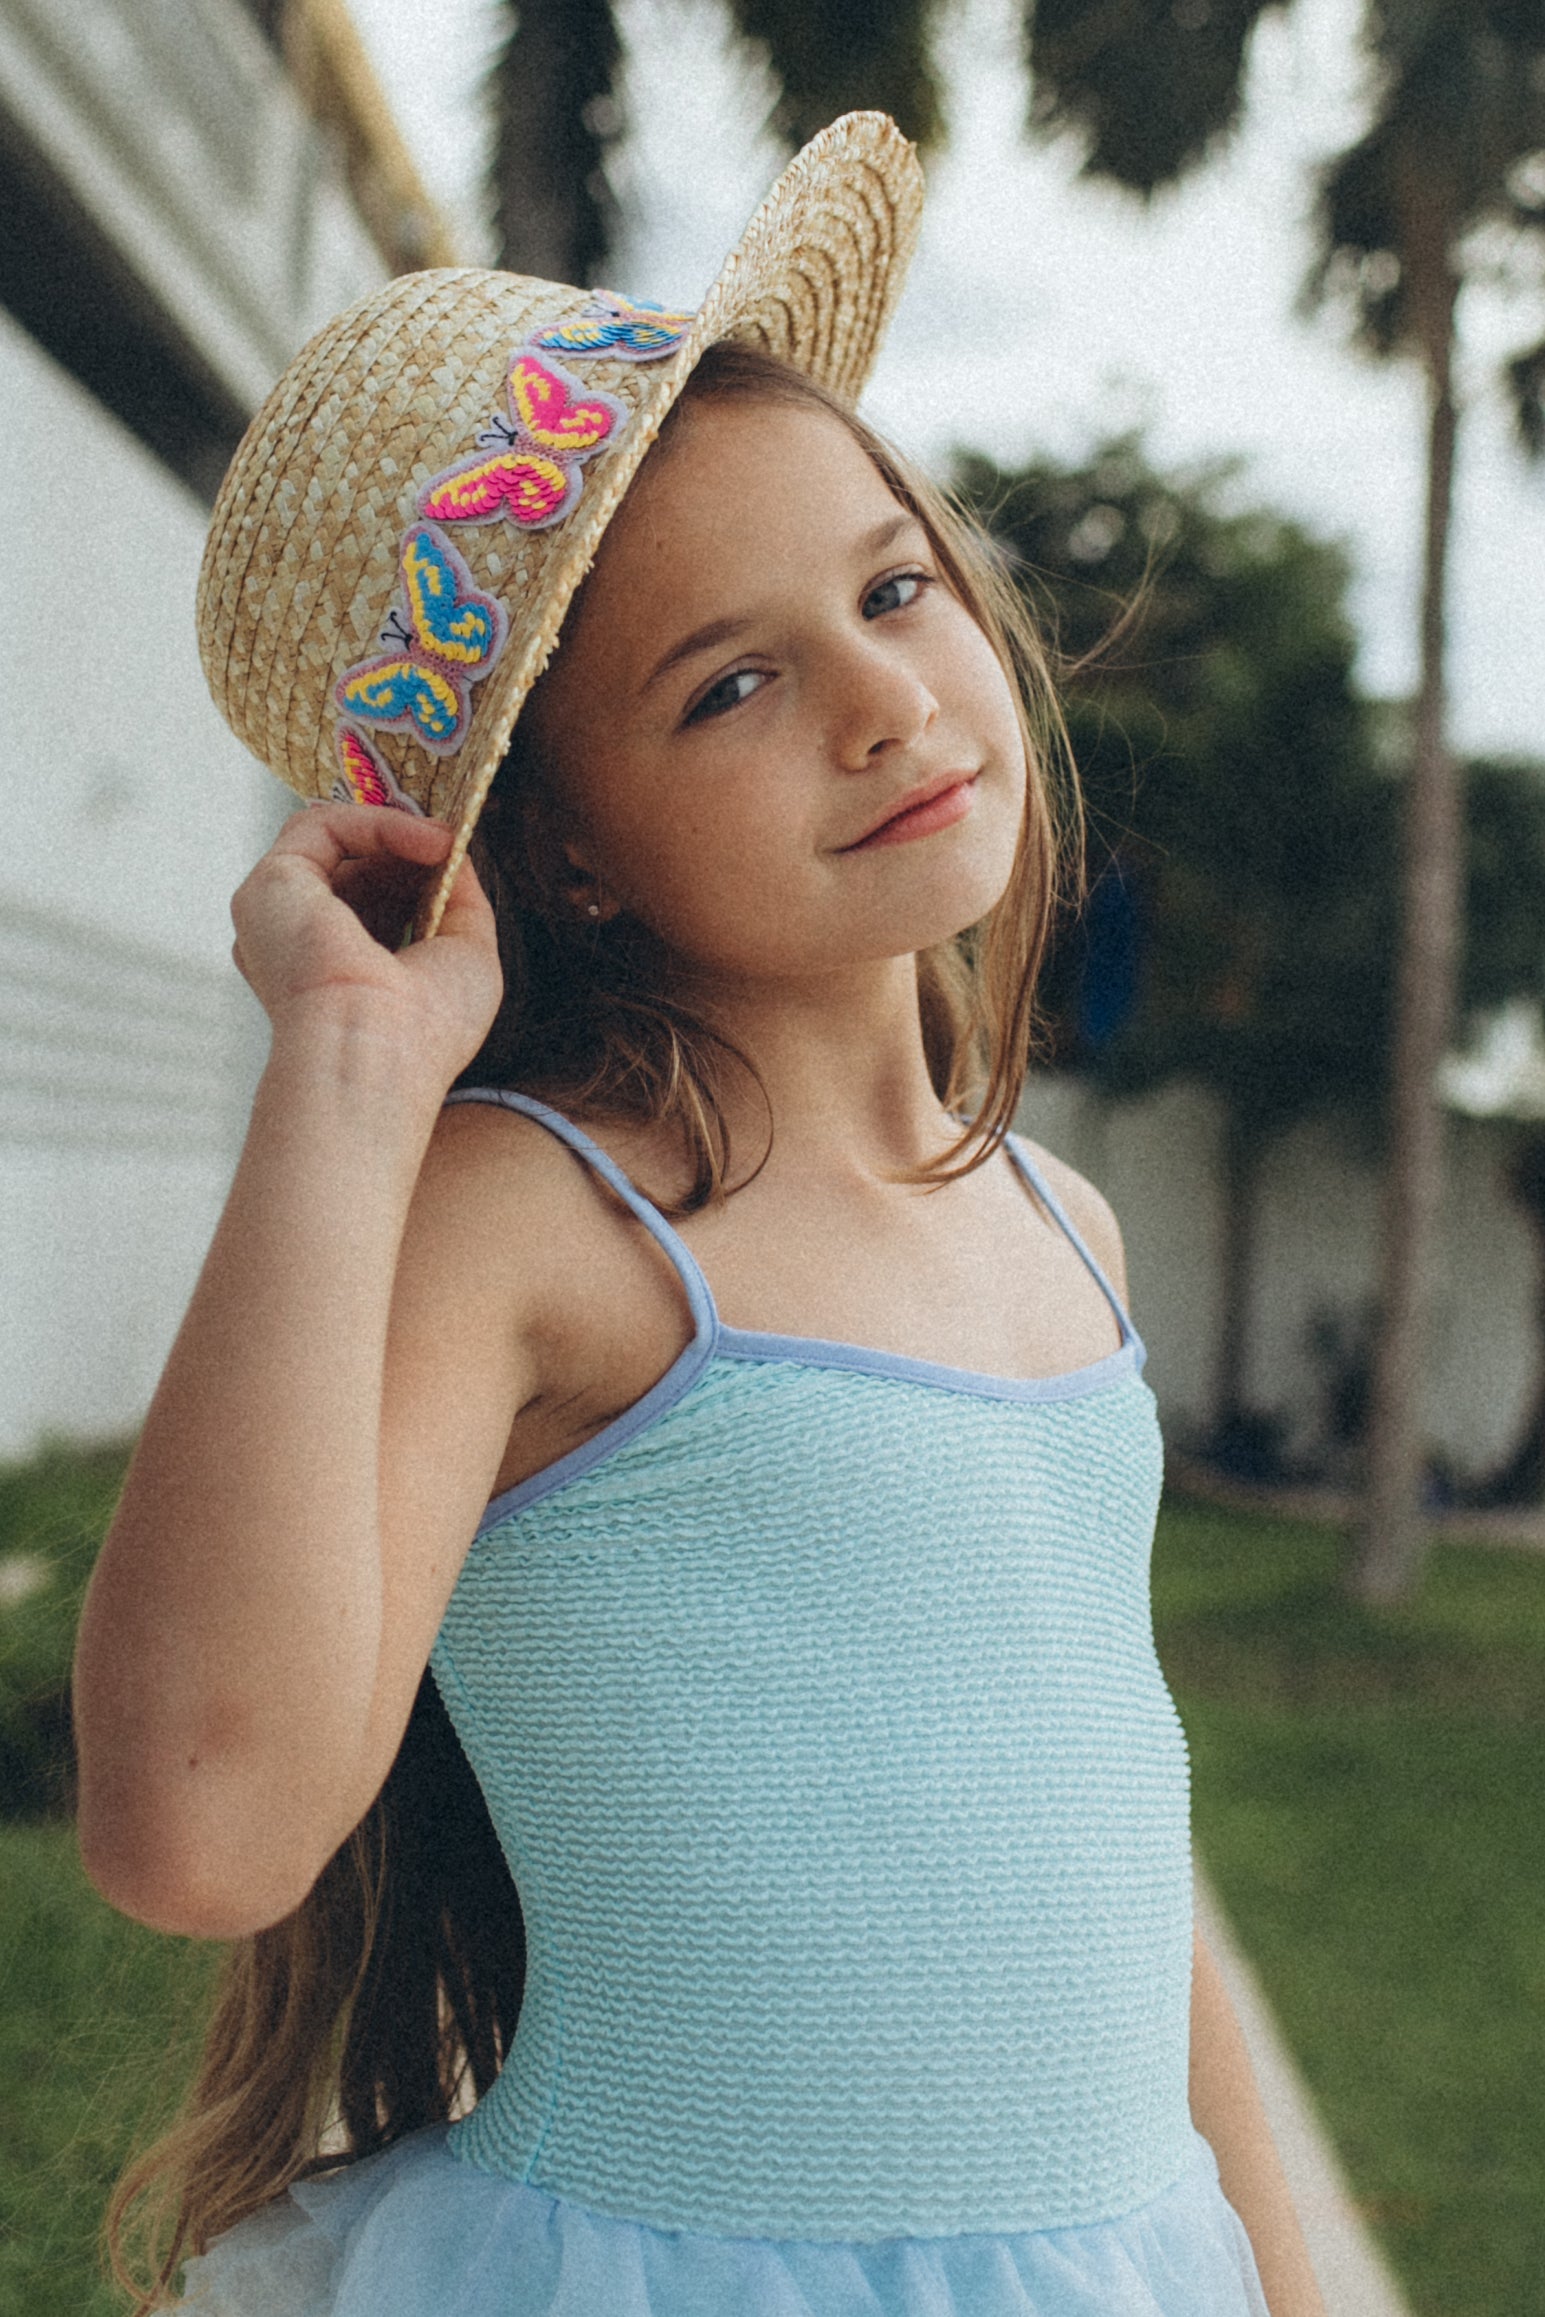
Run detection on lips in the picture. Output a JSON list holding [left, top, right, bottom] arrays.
[[840, 773, 979, 852]]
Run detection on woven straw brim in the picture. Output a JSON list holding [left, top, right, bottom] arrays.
[[196, 112, 923, 937]]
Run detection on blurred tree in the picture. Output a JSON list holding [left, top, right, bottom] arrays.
[[959, 436, 1393, 1455], [1023, 1, 1545, 1598], [488, 0, 942, 283], [965, 445, 1545, 1488], [490, 0, 626, 285], [1478, 1136, 1545, 1504]]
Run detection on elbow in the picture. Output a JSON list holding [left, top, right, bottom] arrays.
[[74, 1763, 343, 1940], [71, 1680, 384, 1939], [76, 1811, 324, 1939]]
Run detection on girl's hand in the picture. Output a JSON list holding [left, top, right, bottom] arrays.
[[230, 805, 502, 1089]]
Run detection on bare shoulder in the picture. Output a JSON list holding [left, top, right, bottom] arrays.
[[385, 1102, 581, 1408], [391, 1096, 698, 1523], [417, 1092, 595, 1221], [403, 1095, 622, 1324], [378, 1100, 630, 1580], [403, 1095, 687, 1348], [1013, 1138, 1130, 1303]]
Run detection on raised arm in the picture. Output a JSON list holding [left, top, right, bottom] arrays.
[[72, 808, 519, 1938]]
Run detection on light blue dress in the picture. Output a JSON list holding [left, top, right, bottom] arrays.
[[181, 1093, 1269, 2317]]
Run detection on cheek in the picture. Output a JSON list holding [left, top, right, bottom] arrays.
[[577, 768, 753, 935], [954, 621, 1024, 757], [639, 798, 795, 933]]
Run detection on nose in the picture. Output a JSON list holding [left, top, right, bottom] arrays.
[[829, 630, 939, 772]]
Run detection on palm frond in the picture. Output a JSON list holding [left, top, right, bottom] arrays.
[[727, 0, 944, 152], [1025, 0, 1288, 197]]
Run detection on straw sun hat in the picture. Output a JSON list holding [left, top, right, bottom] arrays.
[[197, 111, 924, 938]]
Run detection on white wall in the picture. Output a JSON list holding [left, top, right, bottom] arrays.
[[0, 0, 384, 412], [0, 308, 282, 1456], [1018, 1073, 1538, 1485], [0, 310, 283, 961], [0, 0, 398, 1461]]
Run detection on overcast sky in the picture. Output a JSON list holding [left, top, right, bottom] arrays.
[[350, 0, 1545, 758]]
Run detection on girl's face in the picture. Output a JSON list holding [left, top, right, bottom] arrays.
[[531, 393, 1028, 985]]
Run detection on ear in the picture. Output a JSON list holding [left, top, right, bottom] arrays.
[[559, 838, 623, 924]]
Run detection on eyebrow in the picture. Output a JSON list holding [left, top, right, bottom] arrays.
[[638, 511, 922, 698]]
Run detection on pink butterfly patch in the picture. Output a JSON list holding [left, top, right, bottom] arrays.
[[420, 351, 627, 533], [331, 725, 423, 813]]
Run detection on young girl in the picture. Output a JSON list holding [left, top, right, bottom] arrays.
[[74, 114, 1326, 2317]]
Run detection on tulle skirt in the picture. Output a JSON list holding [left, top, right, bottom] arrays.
[[177, 2124, 1269, 2316]]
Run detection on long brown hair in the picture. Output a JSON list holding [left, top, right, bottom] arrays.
[[106, 342, 1081, 2307]]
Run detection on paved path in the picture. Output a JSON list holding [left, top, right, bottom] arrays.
[[1197, 1873, 1413, 2317], [1170, 1454, 1545, 1554]]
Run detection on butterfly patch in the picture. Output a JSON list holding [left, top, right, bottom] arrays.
[[335, 522, 507, 756], [534, 290, 695, 362], [419, 352, 626, 532], [331, 724, 423, 813]]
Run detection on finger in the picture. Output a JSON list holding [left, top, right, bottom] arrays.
[[433, 850, 496, 944], [272, 803, 455, 878]]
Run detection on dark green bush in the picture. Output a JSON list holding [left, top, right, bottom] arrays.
[[0, 1442, 131, 1820]]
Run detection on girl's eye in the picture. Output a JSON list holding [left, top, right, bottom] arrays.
[[864, 569, 933, 620], [683, 667, 766, 725]]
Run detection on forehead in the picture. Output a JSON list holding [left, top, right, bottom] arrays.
[[563, 396, 910, 665]]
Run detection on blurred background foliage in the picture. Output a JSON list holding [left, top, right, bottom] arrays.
[[0, 1446, 132, 1821], [955, 433, 1545, 1471], [958, 436, 1396, 1133]]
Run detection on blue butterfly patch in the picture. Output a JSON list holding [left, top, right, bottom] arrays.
[[335, 524, 508, 755], [534, 290, 695, 363]]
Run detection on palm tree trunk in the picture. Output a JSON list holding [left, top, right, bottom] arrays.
[[1352, 222, 1461, 1605], [489, 0, 622, 284], [1213, 1109, 1262, 1443]]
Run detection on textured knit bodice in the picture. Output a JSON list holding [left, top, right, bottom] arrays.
[[429, 1093, 1195, 2246]]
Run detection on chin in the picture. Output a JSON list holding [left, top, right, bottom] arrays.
[[891, 849, 1020, 952], [854, 894, 1010, 966]]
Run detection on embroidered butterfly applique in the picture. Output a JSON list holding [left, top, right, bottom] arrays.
[[534, 290, 695, 362], [335, 522, 507, 755], [419, 352, 627, 531], [331, 724, 423, 812]]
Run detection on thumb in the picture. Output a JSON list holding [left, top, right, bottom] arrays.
[[409, 842, 495, 949], [432, 849, 497, 947]]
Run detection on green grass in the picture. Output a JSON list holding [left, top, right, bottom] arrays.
[[1155, 1497, 1545, 2317], [0, 1438, 219, 2312], [0, 1822, 218, 2315]]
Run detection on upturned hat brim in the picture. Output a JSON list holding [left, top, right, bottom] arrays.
[[196, 112, 924, 937]]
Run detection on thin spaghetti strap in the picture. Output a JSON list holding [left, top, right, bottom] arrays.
[[1003, 1132, 1145, 1363], [442, 1088, 720, 1347]]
